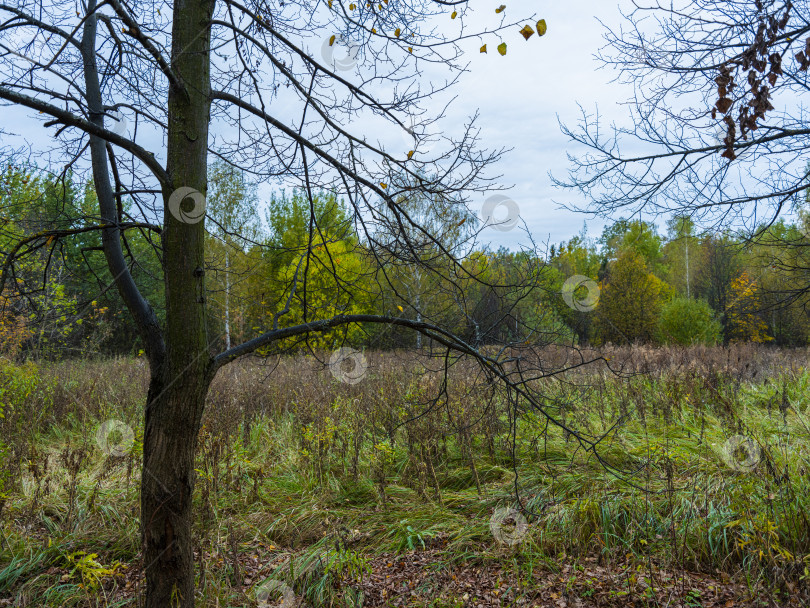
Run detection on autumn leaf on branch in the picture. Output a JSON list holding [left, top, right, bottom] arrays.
[[712, 1, 790, 161]]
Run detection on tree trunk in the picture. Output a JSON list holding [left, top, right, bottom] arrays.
[[141, 371, 210, 607], [685, 237, 690, 299], [140, 0, 215, 605], [224, 249, 231, 350]]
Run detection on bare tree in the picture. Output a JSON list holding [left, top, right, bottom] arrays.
[[556, 0, 810, 261], [0, 2, 606, 606]]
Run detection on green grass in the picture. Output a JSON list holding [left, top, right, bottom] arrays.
[[0, 351, 809, 605]]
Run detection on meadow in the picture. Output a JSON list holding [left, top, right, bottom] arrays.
[[1, 344, 809, 607]]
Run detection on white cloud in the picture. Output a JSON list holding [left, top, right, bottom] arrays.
[[448, 0, 639, 249]]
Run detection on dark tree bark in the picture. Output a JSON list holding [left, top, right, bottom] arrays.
[[139, 0, 216, 604]]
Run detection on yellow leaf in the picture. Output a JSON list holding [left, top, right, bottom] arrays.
[[395, 28, 401, 37], [408, 47, 413, 53], [497, 42, 507, 56], [328, 0, 332, 6], [407, 150, 414, 159], [378, 3, 383, 9], [372, 28, 377, 33], [495, 5, 506, 13], [329, 35, 336, 46], [451, 11, 457, 19], [349, 3, 356, 9], [480, 44, 487, 53], [519, 25, 534, 40], [397, 305, 403, 312], [537, 19, 547, 36], [380, 183, 388, 189]]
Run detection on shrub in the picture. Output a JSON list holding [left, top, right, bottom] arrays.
[[657, 297, 722, 345]]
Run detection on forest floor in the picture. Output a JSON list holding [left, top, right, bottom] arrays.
[[8, 508, 804, 608], [7, 529, 803, 607]]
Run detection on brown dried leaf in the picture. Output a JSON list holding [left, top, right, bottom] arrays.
[[715, 97, 733, 114]]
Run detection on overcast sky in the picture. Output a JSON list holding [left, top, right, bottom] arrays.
[[2, 1, 640, 250], [449, 0, 638, 250]]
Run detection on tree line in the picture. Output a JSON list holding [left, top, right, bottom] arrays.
[[2, 162, 808, 361]]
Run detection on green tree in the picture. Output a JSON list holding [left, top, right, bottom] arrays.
[[745, 219, 810, 346], [599, 219, 665, 276], [374, 175, 475, 348], [1, 167, 163, 357], [693, 234, 742, 342], [548, 232, 601, 344], [595, 250, 670, 344], [245, 190, 374, 349], [457, 248, 569, 347]]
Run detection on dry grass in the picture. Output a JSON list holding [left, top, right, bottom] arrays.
[[0, 345, 809, 606]]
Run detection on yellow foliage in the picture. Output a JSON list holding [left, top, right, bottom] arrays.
[[726, 271, 773, 343], [0, 294, 32, 359]]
